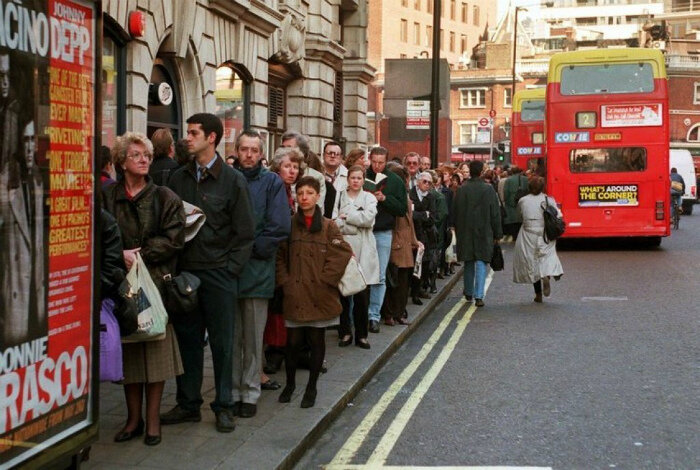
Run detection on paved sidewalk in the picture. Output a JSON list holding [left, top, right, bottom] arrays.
[[85, 268, 463, 470]]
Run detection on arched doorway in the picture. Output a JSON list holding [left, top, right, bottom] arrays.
[[147, 58, 181, 139]]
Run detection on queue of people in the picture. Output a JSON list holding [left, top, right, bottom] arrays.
[[99, 115, 563, 447]]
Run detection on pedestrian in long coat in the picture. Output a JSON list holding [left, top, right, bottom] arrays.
[[502, 167, 528, 239], [512, 176, 563, 303], [276, 176, 352, 408], [452, 160, 503, 307]]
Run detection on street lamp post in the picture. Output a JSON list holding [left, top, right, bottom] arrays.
[[430, 0, 441, 168], [511, 6, 526, 101]]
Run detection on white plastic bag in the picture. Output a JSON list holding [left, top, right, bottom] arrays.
[[121, 253, 168, 343], [338, 256, 367, 297], [445, 229, 457, 264]]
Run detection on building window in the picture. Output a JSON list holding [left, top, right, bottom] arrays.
[[426, 25, 432, 47], [414, 0, 420, 9], [102, 29, 126, 149], [333, 71, 343, 139], [694, 83, 700, 104], [459, 122, 478, 144], [461, 35, 467, 54], [449, 32, 455, 52], [504, 87, 512, 108], [400, 19, 408, 42], [402, 0, 408, 7], [215, 64, 250, 158], [473, 5, 479, 26], [414, 22, 421, 45], [461, 2, 468, 23], [450, 0, 456, 20], [687, 123, 700, 142], [427, 0, 433, 13], [268, 85, 286, 131], [460, 88, 486, 108]]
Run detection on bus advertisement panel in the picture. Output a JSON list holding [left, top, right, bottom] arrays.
[[545, 48, 670, 241], [511, 88, 545, 172], [0, 0, 98, 467]]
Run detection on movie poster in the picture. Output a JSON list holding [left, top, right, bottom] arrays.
[[0, 0, 96, 466]]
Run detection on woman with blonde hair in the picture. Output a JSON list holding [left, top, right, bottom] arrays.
[[103, 132, 185, 445]]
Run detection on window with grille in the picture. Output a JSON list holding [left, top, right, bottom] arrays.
[[268, 85, 285, 129], [333, 72, 343, 126], [459, 88, 486, 108]]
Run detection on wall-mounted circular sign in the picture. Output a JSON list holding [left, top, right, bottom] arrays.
[[156, 82, 173, 106]]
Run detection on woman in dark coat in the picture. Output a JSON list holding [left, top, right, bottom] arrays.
[[409, 172, 439, 303], [275, 176, 352, 408], [103, 132, 186, 446]]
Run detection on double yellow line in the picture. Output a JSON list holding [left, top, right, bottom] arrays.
[[326, 272, 493, 468]]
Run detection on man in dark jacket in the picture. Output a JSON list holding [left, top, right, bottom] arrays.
[[162, 113, 255, 433], [453, 160, 503, 308], [232, 130, 291, 418], [366, 147, 407, 333], [149, 128, 179, 186]]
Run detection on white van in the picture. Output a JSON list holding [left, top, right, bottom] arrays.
[[669, 149, 698, 215]]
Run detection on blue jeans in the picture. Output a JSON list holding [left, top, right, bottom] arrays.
[[368, 230, 393, 322], [463, 260, 487, 300]]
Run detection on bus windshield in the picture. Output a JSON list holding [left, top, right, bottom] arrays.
[[561, 63, 655, 95], [570, 147, 647, 173], [521, 100, 545, 122]]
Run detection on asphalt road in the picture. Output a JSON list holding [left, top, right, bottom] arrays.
[[297, 212, 700, 470]]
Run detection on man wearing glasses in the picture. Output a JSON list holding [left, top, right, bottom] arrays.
[[322, 141, 347, 192], [404, 152, 421, 190]]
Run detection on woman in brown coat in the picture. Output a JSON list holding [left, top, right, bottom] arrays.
[[385, 165, 423, 324], [103, 132, 185, 446], [276, 176, 352, 408]]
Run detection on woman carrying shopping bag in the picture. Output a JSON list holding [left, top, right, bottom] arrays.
[[103, 132, 186, 446]]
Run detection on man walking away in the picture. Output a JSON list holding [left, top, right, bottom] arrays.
[[163, 113, 255, 433], [366, 147, 408, 333], [453, 160, 503, 307], [233, 130, 291, 418]]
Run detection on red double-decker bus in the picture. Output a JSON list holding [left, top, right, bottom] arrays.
[[511, 87, 545, 172], [545, 48, 670, 245]]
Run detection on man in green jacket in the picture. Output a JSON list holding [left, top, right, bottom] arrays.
[[366, 147, 407, 333], [453, 160, 503, 307]]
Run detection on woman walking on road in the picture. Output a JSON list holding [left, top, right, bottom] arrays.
[[512, 176, 564, 303], [276, 176, 352, 408]]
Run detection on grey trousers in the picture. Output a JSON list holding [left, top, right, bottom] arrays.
[[232, 298, 269, 404]]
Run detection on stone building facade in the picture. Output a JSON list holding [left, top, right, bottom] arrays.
[[102, 0, 374, 157]]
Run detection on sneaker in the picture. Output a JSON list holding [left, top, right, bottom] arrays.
[[160, 405, 201, 425], [239, 403, 257, 418], [215, 409, 236, 433], [542, 277, 551, 297], [475, 299, 485, 307], [369, 320, 380, 333]]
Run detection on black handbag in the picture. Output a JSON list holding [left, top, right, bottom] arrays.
[[542, 196, 565, 243], [490, 244, 504, 271], [162, 271, 201, 319]]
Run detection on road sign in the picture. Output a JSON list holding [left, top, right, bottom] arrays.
[[478, 117, 489, 127], [489, 109, 496, 118], [406, 100, 430, 129]]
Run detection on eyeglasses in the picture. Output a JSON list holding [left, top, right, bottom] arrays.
[[419, 179, 431, 184], [407, 161, 419, 166], [127, 151, 152, 161], [324, 151, 341, 157]]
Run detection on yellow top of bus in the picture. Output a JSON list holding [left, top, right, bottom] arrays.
[[548, 48, 667, 83], [513, 88, 545, 112]]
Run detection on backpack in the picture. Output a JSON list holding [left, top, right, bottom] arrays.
[[542, 196, 565, 243]]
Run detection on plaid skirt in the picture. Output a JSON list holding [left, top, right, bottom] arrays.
[[121, 323, 183, 384]]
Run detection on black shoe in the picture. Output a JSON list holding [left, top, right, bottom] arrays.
[[300, 388, 317, 408], [215, 409, 236, 433], [418, 291, 431, 299], [239, 403, 257, 418], [412, 296, 423, 305], [232, 401, 242, 416], [160, 406, 201, 425], [261, 379, 281, 391], [464, 295, 473, 302], [338, 335, 353, 347], [279, 385, 295, 403], [114, 419, 144, 442], [144, 433, 161, 446], [369, 320, 380, 333], [475, 298, 485, 307], [430, 286, 438, 294], [355, 338, 371, 349]]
